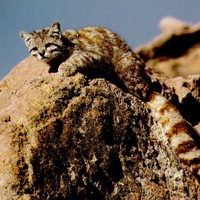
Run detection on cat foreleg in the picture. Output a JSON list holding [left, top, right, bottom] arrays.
[[58, 50, 106, 77]]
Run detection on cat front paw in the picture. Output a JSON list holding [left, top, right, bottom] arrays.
[[58, 62, 77, 77]]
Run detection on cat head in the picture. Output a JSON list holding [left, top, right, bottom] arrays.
[[20, 21, 66, 62]]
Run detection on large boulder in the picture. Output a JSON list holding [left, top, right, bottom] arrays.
[[0, 56, 200, 199]]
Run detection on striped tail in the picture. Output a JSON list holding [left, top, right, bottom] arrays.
[[147, 92, 200, 179]]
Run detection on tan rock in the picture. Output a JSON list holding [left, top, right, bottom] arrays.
[[0, 56, 200, 199], [136, 17, 200, 78]]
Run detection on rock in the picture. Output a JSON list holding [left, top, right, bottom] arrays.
[[0, 55, 200, 199], [136, 17, 200, 78]]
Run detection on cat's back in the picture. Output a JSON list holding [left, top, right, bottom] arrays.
[[72, 26, 131, 59], [78, 26, 116, 42]]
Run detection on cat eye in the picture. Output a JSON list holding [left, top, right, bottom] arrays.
[[31, 47, 38, 52], [45, 43, 52, 48]]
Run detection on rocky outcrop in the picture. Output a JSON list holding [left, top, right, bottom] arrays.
[[1, 18, 200, 199], [136, 17, 200, 78], [0, 56, 199, 199]]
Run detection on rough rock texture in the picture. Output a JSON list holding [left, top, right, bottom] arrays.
[[1, 18, 200, 199], [136, 17, 200, 78]]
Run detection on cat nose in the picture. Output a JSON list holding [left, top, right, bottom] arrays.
[[39, 51, 45, 56]]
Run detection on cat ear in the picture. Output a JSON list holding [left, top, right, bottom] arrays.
[[49, 21, 61, 37], [20, 31, 32, 41], [19, 31, 32, 47]]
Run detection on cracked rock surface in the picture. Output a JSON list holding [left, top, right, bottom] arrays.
[[1, 17, 200, 199]]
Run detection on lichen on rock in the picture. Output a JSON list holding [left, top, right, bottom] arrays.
[[0, 57, 152, 199]]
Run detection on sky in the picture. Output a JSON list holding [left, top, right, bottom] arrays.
[[0, 0, 200, 80]]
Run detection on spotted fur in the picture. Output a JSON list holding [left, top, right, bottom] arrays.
[[20, 21, 200, 180]]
